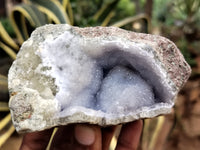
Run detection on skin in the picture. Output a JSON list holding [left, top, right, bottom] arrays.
[[20, 120, 143, 150]]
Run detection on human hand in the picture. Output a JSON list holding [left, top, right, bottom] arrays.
[[20, 120, 143, 150]]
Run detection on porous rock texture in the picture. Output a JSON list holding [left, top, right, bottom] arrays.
[[8, 24, 191, 133]]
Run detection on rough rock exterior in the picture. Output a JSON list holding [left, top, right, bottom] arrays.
[[8, 24, 191, 133]]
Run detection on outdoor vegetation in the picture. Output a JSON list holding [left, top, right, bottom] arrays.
[[0, 0, 200, 150]]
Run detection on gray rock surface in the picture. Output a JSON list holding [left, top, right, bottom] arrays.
[[8, 24, 191, 133]]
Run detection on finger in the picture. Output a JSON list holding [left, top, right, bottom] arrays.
[[75, 124, 102, 150], [50, 124, 75, 150], [74, 124, 95, 146], [116, 120, 143, 150], [102, 126, 117, 150], [89, 125, 102, 150], [20, 128, 54, 150]]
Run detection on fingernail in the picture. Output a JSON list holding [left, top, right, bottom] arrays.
[[75, 124, 95, 146]]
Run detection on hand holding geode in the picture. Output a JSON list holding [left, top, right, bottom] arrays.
[[8, 24, 191, 133]]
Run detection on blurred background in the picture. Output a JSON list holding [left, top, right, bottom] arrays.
[[0, 0, 200, 149]]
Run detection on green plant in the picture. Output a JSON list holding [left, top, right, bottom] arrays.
[[173, 0, 200, 22], [0, 18, 15, 38], [0, 0, 150, 148], [153, 0, 200, 25]]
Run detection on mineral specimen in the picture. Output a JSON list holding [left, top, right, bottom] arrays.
[[8, 24, 191, 133]]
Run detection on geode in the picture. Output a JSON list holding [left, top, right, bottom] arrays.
[[8, 24, 191, 133]]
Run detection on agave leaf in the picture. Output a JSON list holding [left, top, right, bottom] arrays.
[[93, 3, 111, 21], [9, 5, 34, 44], [111, 13, 149, 30], [149, 116, 165, 150], [0, 102, 9, 112], [66, 0, 74, 25], [142, 119, 151, 150], [0, 74, 7, 80], [109, 136, 117, 150], [9, 3, 48, 44], [46, 128, 58, 150], [30, 0, 71, 24], [0, 74, 8, 88], [93, 0, 119, 22], [0, 74, 8, 98], [26, 4, 48, 26], [57, 0, 73, 24], [0, 114, 11, 131], [58, 0, 69, 10], [0, 42, 16, 60], [101, 10, 115, 27], [20, 15, 29, 40], [22, 0, 29, 3], [0, 73, 9, 105], [0, 22, 19, 50], [58, 0, 62, 3], [0, 118, 15, 148]]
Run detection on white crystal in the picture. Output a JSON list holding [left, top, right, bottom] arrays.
[[97, 66, 154, 113]]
